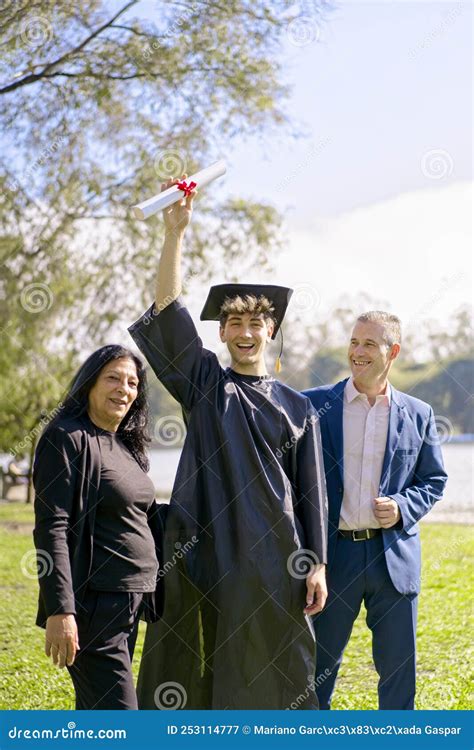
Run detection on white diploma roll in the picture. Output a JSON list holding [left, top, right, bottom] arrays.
[[132, 160, 226, 220]]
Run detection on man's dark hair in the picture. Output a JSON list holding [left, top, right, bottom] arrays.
[[219, 294, 276, 328]]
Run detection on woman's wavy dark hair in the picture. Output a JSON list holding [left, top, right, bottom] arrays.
[[48, 345, 151, 471]]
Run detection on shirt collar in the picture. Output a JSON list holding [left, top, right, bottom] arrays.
[[345, 377, 391, 405]]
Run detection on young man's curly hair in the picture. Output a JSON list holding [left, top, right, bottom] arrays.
[[219, 295, 276, 328]]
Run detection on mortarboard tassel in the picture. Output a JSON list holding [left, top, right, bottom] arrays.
[[275, 327, 284, 374]]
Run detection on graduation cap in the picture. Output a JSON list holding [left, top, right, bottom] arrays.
[[200, 284, 293, 373]]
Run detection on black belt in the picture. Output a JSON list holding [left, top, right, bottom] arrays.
[[338, 528, 381, 541]]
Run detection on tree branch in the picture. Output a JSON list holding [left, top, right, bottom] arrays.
[[0, 0, 138, 95], [109, 23, 152, 39]]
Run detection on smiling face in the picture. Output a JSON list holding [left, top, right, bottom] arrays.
[[220, 312, 274, 374], [348, 320, 400, 391], [87, 357, 139, 432]]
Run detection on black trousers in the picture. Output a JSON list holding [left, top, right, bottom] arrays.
[[67, 590, 143, 710]]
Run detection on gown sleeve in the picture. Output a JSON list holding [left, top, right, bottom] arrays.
[[128, 297, 222, 413], [293, 402, 329, 565], [33, 426, 79, 617]]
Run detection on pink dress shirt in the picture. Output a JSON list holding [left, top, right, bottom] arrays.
[[339, 377, 391, 531]]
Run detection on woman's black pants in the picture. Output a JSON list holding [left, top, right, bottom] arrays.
[[67, 590, 143, 710]]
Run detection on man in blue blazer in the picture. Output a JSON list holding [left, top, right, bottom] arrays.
[[303, 310, 447, 710]]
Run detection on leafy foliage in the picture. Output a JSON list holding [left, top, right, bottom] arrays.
[[0, 0, 312, 457]]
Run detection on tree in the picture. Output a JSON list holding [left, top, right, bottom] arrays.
[[0, 0, 328, 476], [425, 306, 473, 362]]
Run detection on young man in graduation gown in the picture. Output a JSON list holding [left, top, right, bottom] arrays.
[[128, 178, 328, 710]]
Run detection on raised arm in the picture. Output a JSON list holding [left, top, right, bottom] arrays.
[[155, 175, 196, 312], [129, 176, 220, 413]]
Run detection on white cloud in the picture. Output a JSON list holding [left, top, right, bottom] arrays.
[[272, 181, 472, 330], [127, 181, 472, 354]]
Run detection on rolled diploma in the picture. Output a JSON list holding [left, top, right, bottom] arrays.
[[132, 159, 226, 220]]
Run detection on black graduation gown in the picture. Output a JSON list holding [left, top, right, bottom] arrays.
[[128, 298, 328, 710]]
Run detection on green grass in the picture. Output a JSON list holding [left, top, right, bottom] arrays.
[[332, 524, 474, 709], [0, 502, 472, 710], [0, 499, 35, 524]]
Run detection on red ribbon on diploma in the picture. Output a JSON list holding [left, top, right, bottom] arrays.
[[176, 180, 197, 197]]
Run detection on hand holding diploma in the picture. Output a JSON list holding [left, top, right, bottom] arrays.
[[154, 175, 197, 311], [132, 159, 225, 220], [161, 174, 197, 236]]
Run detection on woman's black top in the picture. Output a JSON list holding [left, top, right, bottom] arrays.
[[33, 414, 164, 628], [89, 425, 158, 593]]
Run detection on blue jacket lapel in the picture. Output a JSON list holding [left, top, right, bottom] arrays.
[[326, 379, 347, 486], [379, 387, 405, 493]]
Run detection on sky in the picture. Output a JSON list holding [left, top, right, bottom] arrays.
[[174, 0, 472, 349], [11, 1, 469, 352]]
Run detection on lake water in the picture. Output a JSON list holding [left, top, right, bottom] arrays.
[[1, 443, 471, 524], [149, 443, 473, 524]]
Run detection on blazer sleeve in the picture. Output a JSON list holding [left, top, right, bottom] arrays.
[[33, 426, 80, 617], [293, 404, 329, 564], [390, 408, 448, 531]]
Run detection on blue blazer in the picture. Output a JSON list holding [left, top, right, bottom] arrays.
[[302, 379, 448, 595]]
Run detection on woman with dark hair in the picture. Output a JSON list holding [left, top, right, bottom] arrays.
[[33, 345, 161, 710]]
